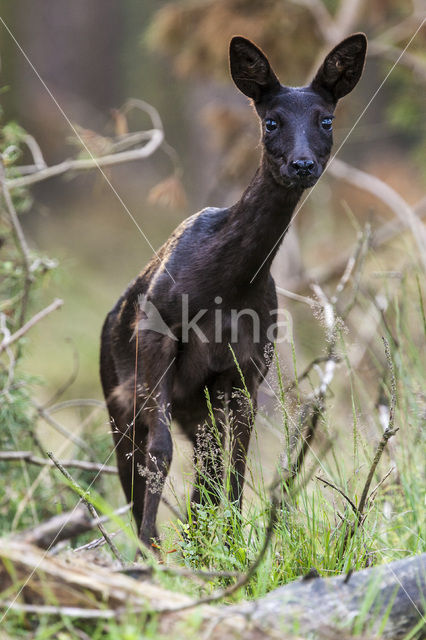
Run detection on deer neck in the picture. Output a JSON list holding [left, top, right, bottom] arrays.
[[224, 156, 304, 288]]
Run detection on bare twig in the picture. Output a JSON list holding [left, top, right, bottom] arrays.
[[276, 286, 316, 307], [122, 564, 241, 582], [159, 494, 185, 522], [368, 466, 394, 505], [331, 0, 367, 42], [357, 337, 398, 520], [0, 313, 16, 392], [0, 298, 63, 354], [284, 356, 338, 394], [47, 451, 125, 566], [287, 228, 369, 484], [316, 475, 359, 516], [73, 528, 124, 553], [5, 129, 164, 190], [287, 0, 334, 42], [47, 398, 105, 413], [331, 229, 365, 306], [121, 98, 164, 131], [373, 10, 426, 44], [0, 450, 117, 474]]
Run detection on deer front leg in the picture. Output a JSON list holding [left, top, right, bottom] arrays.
[[228, 381, 258, 508]]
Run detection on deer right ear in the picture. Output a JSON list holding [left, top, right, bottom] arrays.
[[311, 33, 367, 102], [229, 36, 281, 102]]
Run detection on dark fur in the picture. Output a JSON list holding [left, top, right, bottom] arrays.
[[100, 34, 367, 547]]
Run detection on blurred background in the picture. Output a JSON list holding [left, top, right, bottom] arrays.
[[1, 0, 425, 523]]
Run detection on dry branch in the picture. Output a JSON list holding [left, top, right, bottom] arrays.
[[4, 130, 164, 190], [0, 540, 423, 639], [0, 450, 117, 474], [0, 298, 63, 354]]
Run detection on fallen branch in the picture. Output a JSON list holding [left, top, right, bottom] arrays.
[[228, 553, 425, 640], [0, 539, 424, 639], [17, 504, 130, 550]]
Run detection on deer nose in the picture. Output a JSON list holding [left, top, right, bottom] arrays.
[[290, 159, 315, 176]]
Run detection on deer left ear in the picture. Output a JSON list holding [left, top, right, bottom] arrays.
[[229, 36, 281, 102], [311, 33, 367, 102]]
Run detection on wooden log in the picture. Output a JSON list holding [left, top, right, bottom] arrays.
[[0, 540, 424, 639], [223, 553, 425, 639]]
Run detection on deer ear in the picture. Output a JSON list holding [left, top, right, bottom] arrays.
[[311, 33, 367, 102], [229, 36, 280, 102]]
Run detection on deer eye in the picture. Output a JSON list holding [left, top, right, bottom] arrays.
[[265, 118, 278, 132], [321, 117, 334, 131]]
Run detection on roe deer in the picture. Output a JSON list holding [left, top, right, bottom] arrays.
[[100, 33, 367, 549]]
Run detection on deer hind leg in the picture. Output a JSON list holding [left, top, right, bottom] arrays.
[[105, 377, 149, 535], [101, 329, 147, 532], [135, 339, 176, 548]]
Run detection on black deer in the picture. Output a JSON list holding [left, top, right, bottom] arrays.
[[100, 33, 367, 549]]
